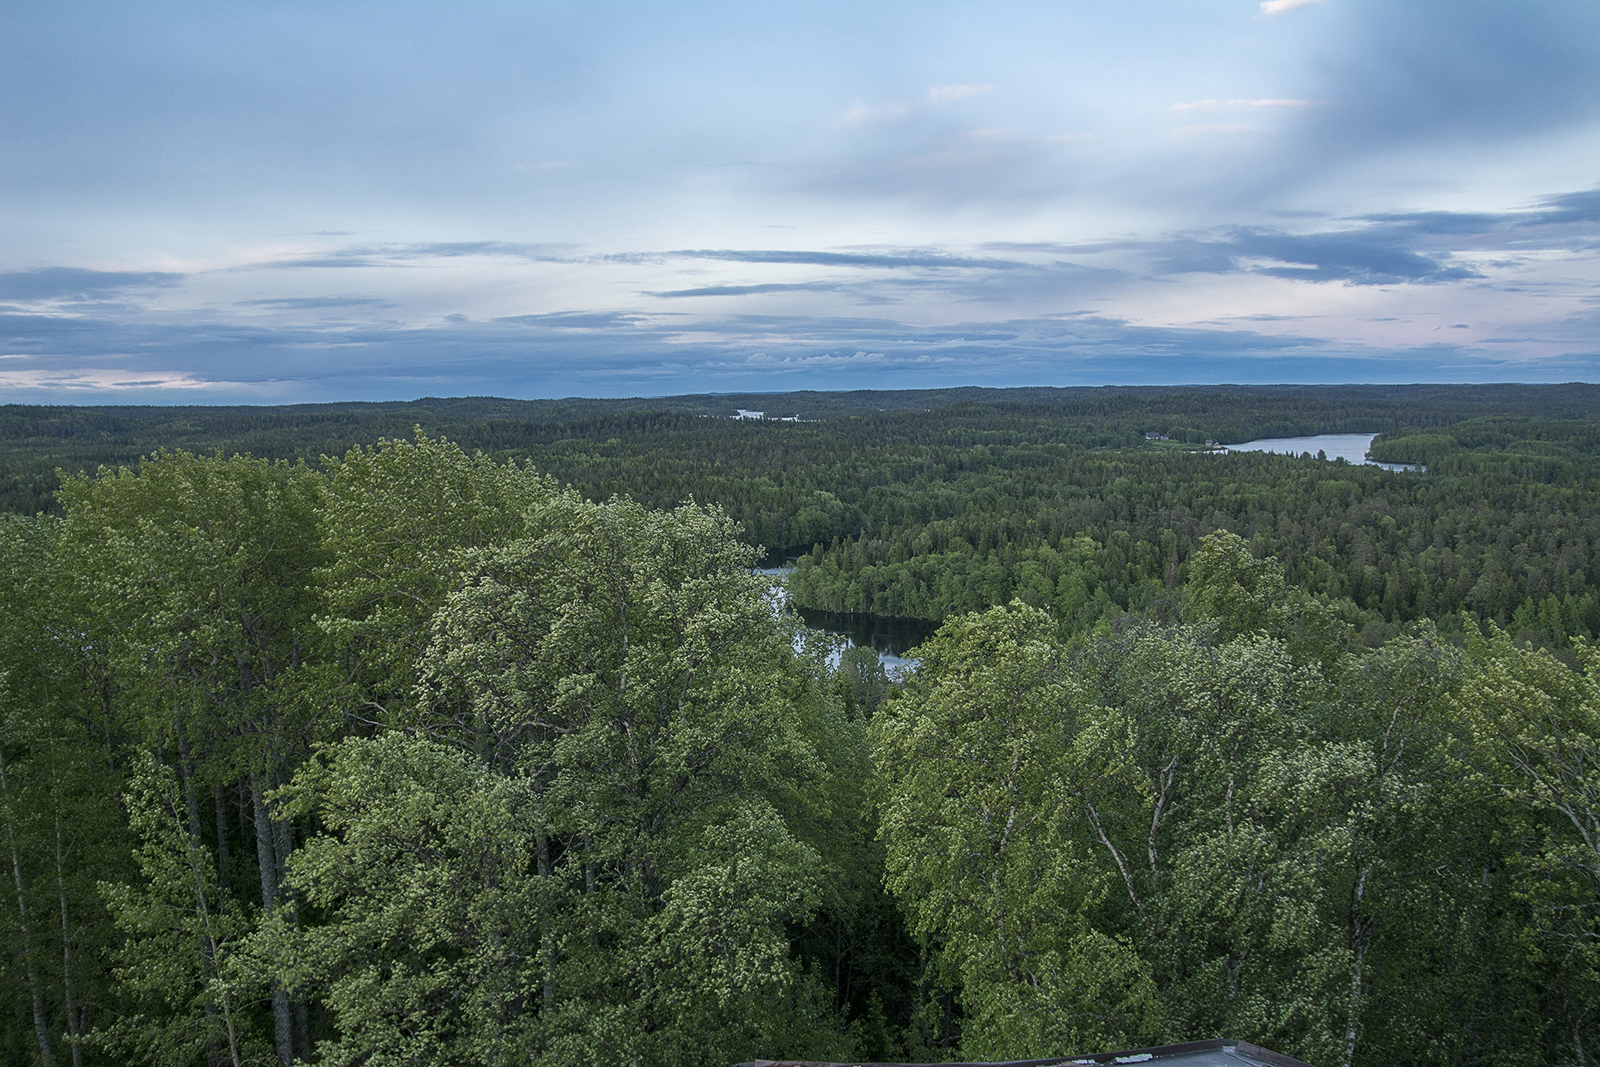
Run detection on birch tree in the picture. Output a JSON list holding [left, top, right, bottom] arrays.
[[873, 602, 1155, 1061]]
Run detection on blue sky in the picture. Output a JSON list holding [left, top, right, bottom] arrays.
[[1, 0, 1596, 403]]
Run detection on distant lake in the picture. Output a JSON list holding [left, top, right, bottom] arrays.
[[1226, 432, 1421, 471]]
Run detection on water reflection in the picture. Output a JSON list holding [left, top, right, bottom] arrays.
[[757, 566, 932, 672], [1225, 432, 1422, 471], [790, 605, 936, 671]]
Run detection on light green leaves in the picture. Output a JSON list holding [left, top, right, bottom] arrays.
[[270, 490, 849, 1067], [98, 756, 256, 1067], [874, 602, 1152, 1060], [268, 734, 537, 1067]]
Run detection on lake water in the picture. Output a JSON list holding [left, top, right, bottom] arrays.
[[757, 567, 932, 672], [790, 605, 935, 671], [1226, 432, 1421, 471]]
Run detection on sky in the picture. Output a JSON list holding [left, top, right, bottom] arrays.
[[1, 0, 1596, 404]]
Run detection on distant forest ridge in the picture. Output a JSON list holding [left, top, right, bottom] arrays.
[[4, 383, 1599, 515], [6, 383, 1600, 652]]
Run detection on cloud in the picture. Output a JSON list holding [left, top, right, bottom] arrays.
[[2, 177, 1592, 402], [0, 268, 184, 301], [1, 296, 1591, 404], [1062, 191, 1596, 284], [390, 241, 574, 261], [1150, 226, 1481, 283], [710, 350, 918, 372], [495, 310, 649, 330], [1169, 124, 1260, 138], [243, 255, 396, 271], [842, 99, 907, 124], [1529, 187, 1600, 225], [1170, 99, 1315, 111], [928, 84, 992, 104], [1260, 0, 1327, 14], [661, 248, 1027, 270], [644, 260, 1120, 306], [649, 283, 842, 298], [0, 366, 232, 391], [1270, 2, 1600, 182], [1351, 186, 1600, 249], [245, 241, 577, 271], [237, 296, 394, 309], [892, 261, 1124, 304]]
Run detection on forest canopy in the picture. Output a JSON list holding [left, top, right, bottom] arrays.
[[2, 386, 1599, 1067]]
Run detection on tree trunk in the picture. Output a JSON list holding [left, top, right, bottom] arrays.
[[537, 830, 556, 1013], [266, 775, 311, 1061], [176, 726, 204, 843], [251, 773, 294, 1066], [52, 774, 84, 1067], [585, 836, 600, 949], [2, 752, 57, 1067], [181, 815, 243, 1067], [1570, 991, 1588, 1067], [179, 730, 228, 1067], [1342, 864, 1372, 1067], [214, 782, 231, 896]]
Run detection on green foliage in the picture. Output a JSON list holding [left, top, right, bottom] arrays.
[[97, 756, 257, 1067], [3, 392, 1600, 1066], [265, 734, 538, 1067], [317, 431, 557, 720], [872, 585, 1596, 1064], [1184, 530, 1287, 637], [874, 603, 1156, 1059], [272, 492, 851, 1067], [8, 387, 1599, 652], [834, 644, 894, 717], [56, 449, 329, 772], [0, 516, 131, 1067], [1456, 627, 1600, 1058]]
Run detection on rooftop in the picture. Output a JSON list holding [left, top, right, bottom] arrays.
[[735, 1038, 1313, 1067]]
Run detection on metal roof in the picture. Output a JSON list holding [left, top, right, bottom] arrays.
[[734, 1038, 1314, 1067]]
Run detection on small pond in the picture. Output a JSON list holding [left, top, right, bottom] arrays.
[[790, 605, 936, 671], [757, 567, 933, 672]]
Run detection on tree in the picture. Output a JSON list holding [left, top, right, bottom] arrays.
[[0, 514, 130, 1067], [1458, 626, 1600, 1064], [58, 451, 328, 1065], [263, 734, 538, 1067], [317, 431, 557, 726], [873, 602, 1154, 1060], [1079, 619, 1364, 1061], [274, 494, 849, 1067], [97, 757, 255, 1067]]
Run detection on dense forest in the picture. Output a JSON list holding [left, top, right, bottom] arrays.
[[2, 386, 1598, 1066], [6, 385, 1599, 649]]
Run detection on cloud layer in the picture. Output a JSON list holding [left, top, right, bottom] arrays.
[[0, 1, 1595, 402]]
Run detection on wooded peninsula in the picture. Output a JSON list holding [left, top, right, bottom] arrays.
[[1, 384, 1597, 1067]]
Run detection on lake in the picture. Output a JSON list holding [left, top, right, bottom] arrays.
[[757, 567, 933, 672], [790, 605, 936, 671], [1226, 432, 1421, 471]]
